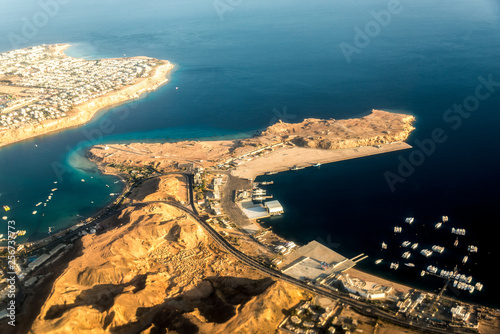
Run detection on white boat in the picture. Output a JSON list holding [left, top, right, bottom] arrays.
[[421, 270, 426, 276], [375, 259, 383, 264], [427, 265, 438, 274], [81, 179, 85, 182], [32, 211, 37, 215], [475, 282, 483, 291], [462, 256, 468, 264], [35, 202, 43, 207], [431, 245, 445, 253], [405, 217, 414, 224], [402, 251, 411, 259], [390, 262, 399, 270], [442, 216, 449, 222], [381, 242, 388, 249], [435, 222, 442, 229], [1, 216, 7, 220], [394, 226, 402, 233], [411, 243, 419, 250], [468, 245, 478, 253], [421, 249, 433, 257], [401, 241, 411, 247], [313, 163, 321, 167], [452, 227, 466, 236], [405, 263, 415, 267], [454, 238, 459, 247]]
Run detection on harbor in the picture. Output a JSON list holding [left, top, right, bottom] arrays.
[[374, 215, 485, 297]]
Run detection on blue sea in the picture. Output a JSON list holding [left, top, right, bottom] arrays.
[[0, 0, 499, 307]]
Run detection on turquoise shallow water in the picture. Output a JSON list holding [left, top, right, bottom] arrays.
[[0, 0, 499, 307]]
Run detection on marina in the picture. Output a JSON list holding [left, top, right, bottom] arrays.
[[372, 215, 485, 297]]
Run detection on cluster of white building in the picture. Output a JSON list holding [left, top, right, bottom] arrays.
[[0, 44, 157, 129], [281, 300, 336, 334]]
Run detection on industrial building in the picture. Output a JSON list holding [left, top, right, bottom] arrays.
[[264, 200, 284, 216]]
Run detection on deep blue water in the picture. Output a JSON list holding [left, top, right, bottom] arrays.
[[0, 0, 499, 307]]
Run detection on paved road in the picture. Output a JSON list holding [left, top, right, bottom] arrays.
[[24, 173, 469, 333], [182, 175, 463, 334]]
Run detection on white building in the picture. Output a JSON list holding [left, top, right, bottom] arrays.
[[264, 200, 284, 216]]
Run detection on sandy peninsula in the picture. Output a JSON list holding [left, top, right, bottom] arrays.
[[0, 44, 174, 148], [87, 109, 415, 179]]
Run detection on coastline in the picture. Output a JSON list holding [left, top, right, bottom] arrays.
[[82, 110, 421, 299], [0, 44, 174, 149]]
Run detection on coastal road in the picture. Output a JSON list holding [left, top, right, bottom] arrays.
[[22, 173, 463, 333], [136, 197, 457, 334], [133, 175, 457, 334]]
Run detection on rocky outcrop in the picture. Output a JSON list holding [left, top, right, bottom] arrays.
[[242, 109, 415, 150]]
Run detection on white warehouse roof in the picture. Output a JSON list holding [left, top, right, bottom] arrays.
[[264, 200, 284, 213]]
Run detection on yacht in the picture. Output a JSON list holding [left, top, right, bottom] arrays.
[[421, 249, 433, 257], [431, 245, 445, 253], [402, 241, 411, 247], [462, 255, 468, 264], [405, 263, 415, 267], [381, 242, 388, 250], [390, 262, 399, 270], [435, 222, 442, 229], [427, 265, 438, 274], [375, 259, 383, 265], [411, 243, 419, 250], [405, 217, 414, 224], [468, 245, 478, 253]]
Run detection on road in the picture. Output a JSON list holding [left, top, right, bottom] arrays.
[[21, 173, 470, 333]]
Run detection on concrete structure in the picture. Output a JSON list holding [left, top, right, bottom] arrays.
[[281, 241, 356, 281], [264, 200, 284, 216], [26, 253, 50, 272], [237, 200, 269, 219]]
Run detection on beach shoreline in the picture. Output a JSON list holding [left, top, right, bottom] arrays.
[[0, 44, 174, 149]]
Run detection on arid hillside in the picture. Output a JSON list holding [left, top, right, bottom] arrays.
[[87, 109, 415, 173], [28, 179, 309, 333]]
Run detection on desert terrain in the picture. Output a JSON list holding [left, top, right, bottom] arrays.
[[20, 175, 310, 334], [87, 109, 415, 178]]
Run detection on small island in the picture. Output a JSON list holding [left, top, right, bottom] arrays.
[[0, 44, 174, 148]]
